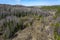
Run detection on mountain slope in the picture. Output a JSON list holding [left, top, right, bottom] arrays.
[[0, 4, 60, 40]]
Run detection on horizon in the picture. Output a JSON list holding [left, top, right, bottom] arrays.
[[0, 0, 60, 6]]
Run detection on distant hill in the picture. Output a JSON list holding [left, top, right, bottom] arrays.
[[40, 5, 60, 16]]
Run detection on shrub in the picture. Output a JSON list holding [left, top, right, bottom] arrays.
[[54, 22, 60, 40]]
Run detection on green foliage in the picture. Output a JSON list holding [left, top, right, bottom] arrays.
[[41, 5, 60, 40], [53, 15, 57, 19], [41, 6, 60, 16], [50, 22, 60, 40], [54, 22, 60, 40]]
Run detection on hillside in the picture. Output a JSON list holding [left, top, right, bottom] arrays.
[[0, 4, 60, 40], [40, 5, 60, 16]]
